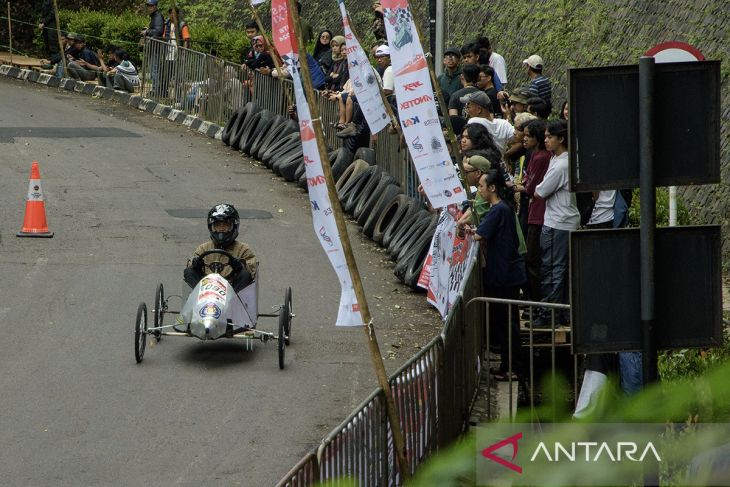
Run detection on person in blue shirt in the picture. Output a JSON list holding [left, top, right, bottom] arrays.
[[469, 169, 526, 380]]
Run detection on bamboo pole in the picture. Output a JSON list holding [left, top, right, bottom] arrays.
[[248, 2, 294, 107], [7, 2, 12, 64], [286, 0, 411, 481], [51, 0, 66, 76]]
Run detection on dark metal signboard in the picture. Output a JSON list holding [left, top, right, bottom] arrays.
[[571, 226, 723, 354], [568, 61, 721, 191]]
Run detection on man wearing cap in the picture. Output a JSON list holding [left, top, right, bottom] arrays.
[[140, 0, 164, 39], [462, 91, 515, 154], [437, 47, 462, 105], [499, 86, 531, 124], [523, 54, 552, 108], [65, 34, 102, 81]]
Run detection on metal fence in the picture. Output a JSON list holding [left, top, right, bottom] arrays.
[[140, 38, 251, 125], [276, 267, 485, 487]]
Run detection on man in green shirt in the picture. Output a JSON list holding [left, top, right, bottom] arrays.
[[437, 47, 462, 106]]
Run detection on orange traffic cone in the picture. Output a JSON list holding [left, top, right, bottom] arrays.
[[17, 161, 53, 238]]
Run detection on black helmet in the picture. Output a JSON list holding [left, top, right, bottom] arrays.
[[207, 203, 239, 248]]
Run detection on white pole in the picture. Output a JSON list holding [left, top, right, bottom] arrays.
[[669, 185, 677, 226], [434, 0, 444, 76]]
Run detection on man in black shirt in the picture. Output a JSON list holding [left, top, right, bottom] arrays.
[[448, 64, 480, 118], [65, 34, 101, 81], [477, 65, 501, 116], [140, 0, 165, 96]]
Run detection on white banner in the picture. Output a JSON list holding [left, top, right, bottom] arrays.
[[418, 207, 478, 319], [272, 0, 362, 326], [337, 0, 390, 135], [381, 0, 465, 209], [251, 0, 266, 6]]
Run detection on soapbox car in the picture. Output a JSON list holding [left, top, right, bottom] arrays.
[[133, 250, 293, 369]]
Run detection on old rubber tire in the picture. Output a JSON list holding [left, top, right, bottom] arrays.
[[390, 213, 433, 260], [242, 109, 274, 155], [280, 156, 304, 182], [330, 148, 354, 182], [362, 184, 402, 238], [352, 170, 388, 221], [238, 110, 265, 155], [335, 159, 369, 192], [253, 115, 288, 160], [372, 194, 409, 244], [221, 106, 244, 145], [273, 147, 303, 176], [249, 112, 280, 158], [344, 166, 381, 215], [258, 120, 297, 162], [355, 174, 396, 224], [403, 231, 436, 289], [298, 170, 308, 190], [354, 147, 376, 165], [388, 210, 431, 258], [229, 102, 258, 151], [338, 165, 375, 208], [262, 132, 300, 167], [259, 123, 296, 166], [396, 214, 438, 262], [382, 204, 424, 249]]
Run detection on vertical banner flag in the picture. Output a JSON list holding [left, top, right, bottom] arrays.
[[337, 0, 390, 134], [271, 0, 362, 326], [418, 208, 478, 318], [381, 0, 465, 209]]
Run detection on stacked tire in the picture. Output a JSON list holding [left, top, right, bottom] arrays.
[[220, 104, 437, 290]]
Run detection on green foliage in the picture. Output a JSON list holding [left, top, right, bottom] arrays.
[[659, 315, 730, 382], [628, 187, 692, 227], [54, 8, 250, 64], [407, 361, 730, 486]]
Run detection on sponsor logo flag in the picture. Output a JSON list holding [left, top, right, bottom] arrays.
[[381, 0, 466, 209], [272, 0, 362, 326], [337, 0, 390, 134], [418, 207, 478, 318]]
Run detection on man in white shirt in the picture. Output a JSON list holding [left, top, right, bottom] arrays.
[[462, 91, 514, 153], [534, 119, 579, 326]]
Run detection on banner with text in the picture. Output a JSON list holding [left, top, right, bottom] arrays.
[[337, 0, 390, 135], [381, 0, 465, 209], [272, 0, 362, 326], [418, 207, 478, 318]]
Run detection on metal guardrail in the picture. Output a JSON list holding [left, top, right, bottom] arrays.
[[277, 267, 485, 486], [140, 38, 250, 125]]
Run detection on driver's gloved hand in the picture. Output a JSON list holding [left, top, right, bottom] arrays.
[[191, 256, 204, 271], [230, 259, 244, 274]]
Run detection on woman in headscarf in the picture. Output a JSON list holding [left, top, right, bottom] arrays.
[[244, 35, 274, 72], [324, 35, 349, 93], [313, 30, 333, 71]]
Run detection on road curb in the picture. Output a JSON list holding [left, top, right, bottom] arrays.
[[0, 63, 227, 144]]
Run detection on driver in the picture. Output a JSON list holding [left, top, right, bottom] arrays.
[[183, 204, 257, 292]]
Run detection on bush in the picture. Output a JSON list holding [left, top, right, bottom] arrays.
[[627, 187, 692, 227], [52, 8, 250, 65]]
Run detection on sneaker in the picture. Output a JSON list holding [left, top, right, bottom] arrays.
[[335, 123, 358, 138]]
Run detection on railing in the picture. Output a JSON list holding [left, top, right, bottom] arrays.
[[140, 38, 251, 125], [277, 267, 484, 486]]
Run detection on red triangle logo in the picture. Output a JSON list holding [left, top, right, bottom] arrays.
[[481, 432, 523, 473]]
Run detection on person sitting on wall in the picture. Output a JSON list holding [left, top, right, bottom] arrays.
[[65, 34, 102, 81]]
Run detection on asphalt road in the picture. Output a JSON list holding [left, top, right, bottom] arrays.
[[0, 77, 437, 486]]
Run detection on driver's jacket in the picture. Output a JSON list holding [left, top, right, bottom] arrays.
[[193, 240, 257, 281]]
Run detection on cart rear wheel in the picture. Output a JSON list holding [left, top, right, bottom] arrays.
[[135, 302, 148, 363], [153, 283, 164, 341], [278, 307, 286, 370], [284, 287, 292, 345]]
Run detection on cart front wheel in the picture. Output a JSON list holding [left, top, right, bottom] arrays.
[[284, 287, 292, 345], [153, 283, 164, 341], [278, 305, 286, 370], [135, 302, 148, 363]]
